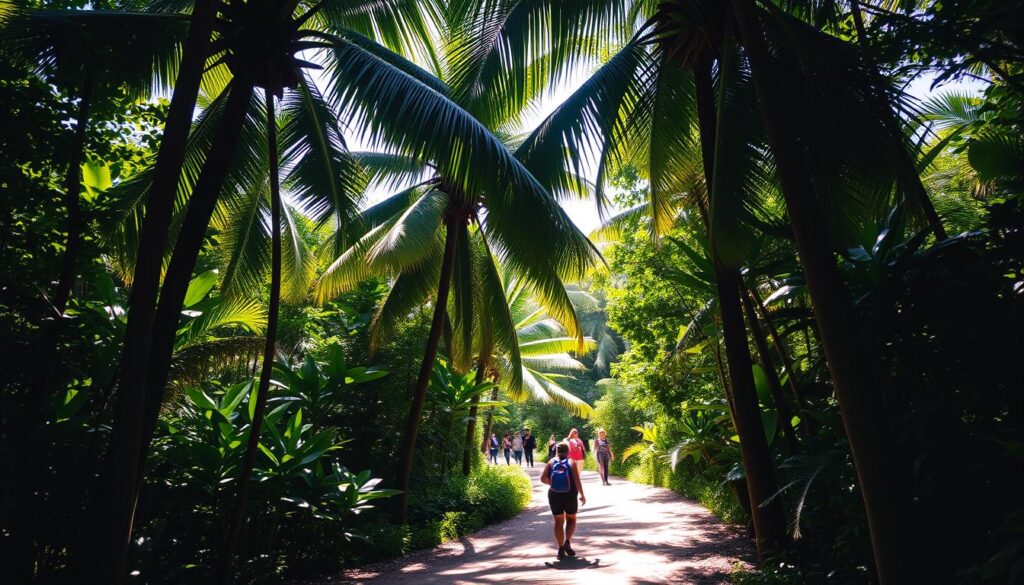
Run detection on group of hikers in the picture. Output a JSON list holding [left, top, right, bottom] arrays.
[[484, 428, 615, 482], [485, 428, 538, 467], [486, 426, 616, 561]]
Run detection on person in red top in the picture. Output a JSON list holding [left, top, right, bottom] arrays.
[[565, 428, 586, 473]]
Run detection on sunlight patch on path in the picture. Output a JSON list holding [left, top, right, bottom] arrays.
[[334, 464, 752, 584]]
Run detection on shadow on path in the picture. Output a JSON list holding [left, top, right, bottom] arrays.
[[323, 466, 752, 584]]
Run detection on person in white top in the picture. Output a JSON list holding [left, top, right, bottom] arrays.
[[512, 432, 525, 465]]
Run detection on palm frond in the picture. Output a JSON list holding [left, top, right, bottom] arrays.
[[281, 74, 367, 248]]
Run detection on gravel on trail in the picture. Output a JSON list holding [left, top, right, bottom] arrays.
[[324, 464, 753, 584]]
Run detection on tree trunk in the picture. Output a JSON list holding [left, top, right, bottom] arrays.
[[391, 209, 462, 524], [740, 281, 799, 454], [111, 0, 218, 477], [462, 360, 487, 475], [481, 386, 499, 452], [440, 416, 453, 482], [849, 0, 868, 45], [695, 54, 787, 559], [3, 71, 95, 583], [39, 71, 93, 373], [217, 89, 281, 585], [80, 76, 251, 584], [728, 1, 907, 580], [714, 271, 788, 558]]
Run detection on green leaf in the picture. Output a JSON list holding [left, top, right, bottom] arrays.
[[185, 386, 218, 411], [220, 380, 251, 418], [81, 161, 111, 201], [183, 270, 218, 308], [257, 442, 280, 466], [247, 383, 258, 421], [752, 364, 772, 406], [344, 368, 389, 384]]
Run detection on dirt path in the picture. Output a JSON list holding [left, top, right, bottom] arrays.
[[331, 465, 753, 584]]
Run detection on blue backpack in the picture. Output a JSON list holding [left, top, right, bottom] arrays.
[[549, 458, 572, 493]]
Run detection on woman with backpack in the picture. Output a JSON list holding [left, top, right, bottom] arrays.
[[594, 429, 615, 485], [541, 441, 586, 560], [502, 433, 512, 465]]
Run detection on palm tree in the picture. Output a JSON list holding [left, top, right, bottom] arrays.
[[66, 0, 533, 579], [469, 271, 599, 475], [315, 184, 596, 523], [462, 0, 949, 577], [312, 6, 602, 520]]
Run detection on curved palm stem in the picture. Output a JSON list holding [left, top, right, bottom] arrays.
[[123, 0, 219, 468], [83, 78, 255, 584], [392, 206, 462, 525], [218, 88, 281, 585], [700, 36, 786, 558], [729, 0, 905, 581]]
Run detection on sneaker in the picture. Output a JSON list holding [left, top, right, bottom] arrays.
[[563, 540, 575, 557], [557, 545, 568, 560]]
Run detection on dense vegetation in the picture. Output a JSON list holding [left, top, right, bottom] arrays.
[[0, 0, 1020, 584]]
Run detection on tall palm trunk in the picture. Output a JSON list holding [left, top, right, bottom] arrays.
[[439, 415, 454, 481], [392, 209, 462, 524], [4, 71, 95, 583], [462, 359, 487, 475], [728, 1, 906, 580], [82, 78, 253, 585], [217, 89, 281, 585], [695, 55, 787, 558], [740, 282, 799, 454], [117, 0, 218, 473]]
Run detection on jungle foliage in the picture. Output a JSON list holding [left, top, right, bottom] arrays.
[[0, 0, 1021, 584]]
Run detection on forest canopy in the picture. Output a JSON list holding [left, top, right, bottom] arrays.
[[0, 0, 1021, 584]]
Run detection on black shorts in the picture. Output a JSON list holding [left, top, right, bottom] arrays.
[[548, 489, 579, 516]]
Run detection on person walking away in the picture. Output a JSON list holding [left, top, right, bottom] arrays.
[[594, 429, 615, 485], [566, 428, 586, 473], [541, 441, 586, 560], [512, 432, 524, 465], [502, 433, 512, 465], [488, 433, 499, 464], [523, 429, 537, 467], [547, 435, 557, 460]]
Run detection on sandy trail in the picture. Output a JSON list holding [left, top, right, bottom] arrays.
[[329, 464, 752, 584]]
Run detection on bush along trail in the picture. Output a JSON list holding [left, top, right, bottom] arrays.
[[330, 466, 752, 584]]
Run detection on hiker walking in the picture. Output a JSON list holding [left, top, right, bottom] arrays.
[[502, 433, 512, 465], [566, 428, 586, 472], [487, 433, 499, 464], [512, 432, 524, 465], [523, 428, 537, 467], [541, 441, 586, 560], [546, 434, 557, 460], [594, 429, 615, 485]]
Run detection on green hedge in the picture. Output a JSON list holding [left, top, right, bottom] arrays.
[[625, 453, 745, 525], [355, 465, 533, 562]]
